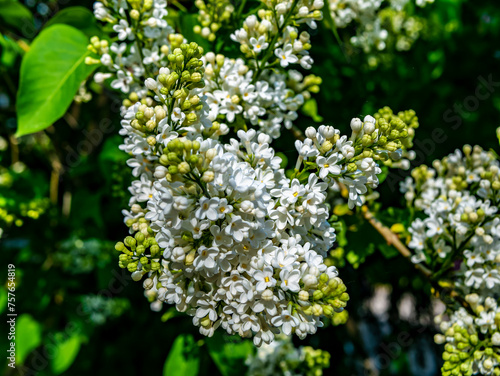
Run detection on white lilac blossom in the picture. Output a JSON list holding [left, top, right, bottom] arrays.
[[231, 0, 323, 71], [90, 0, 323, 138], [328, 0, 434, 65], [88, 0, 177, 96], [113, 64, 416, 344], [297, 110, 416, 209], [202, 54, 312, 138], [114, 66, 361, 345], [402, 145, 500, 294], [89, 0, 418, 347], [196, 0, 325, 139], [402, 144, 500, 375], [246, 334, 330, 375], [434, 295, 500, 376]]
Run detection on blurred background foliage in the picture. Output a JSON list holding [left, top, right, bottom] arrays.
[[1, 0, 499, 375]]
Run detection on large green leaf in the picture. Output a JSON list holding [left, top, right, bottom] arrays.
[[16, 24, 96, 137], [205, 332, 253, 376], [16, 314, 42, 365], [45, 6, 101, 38], [0, 0, 33, 34], [50, 334, 82, 375], [163, 334, 200, 376]]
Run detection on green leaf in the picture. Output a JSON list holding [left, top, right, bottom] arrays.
[[205, 332, 253, 376], [301, 98, 324, 122], [51, 334, 82, 375], [164, 334, 200, 376], [45, 7, 101, 38], [0, 33, 24, 68], [16, 24, 97, 137], [0, 0, 33, 34], [16, 314, 42, 365]]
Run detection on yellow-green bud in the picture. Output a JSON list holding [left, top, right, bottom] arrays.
[[178, 162, 191, 174]]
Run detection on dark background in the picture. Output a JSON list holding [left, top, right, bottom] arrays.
[[1, 0, 499, 375]]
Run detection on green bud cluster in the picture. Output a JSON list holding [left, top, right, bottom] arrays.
[[324, 247, 346, 268], [151, 40, 207, 131], [130, 102, 167, 135], [0, 196, 50, 230], [194, 0, 233, 42], [295, 275, 350, 319], [373, 106, 418, 149], [378, 8, 426, 59], [115, 224, 161, 273], [440, 323, 500, 376], [345, 107, 418, 167], [302, 346, 331, 376], [158, 137, 211, 185], [411, 164, 434, 189], [330, 310, 349, 326], [415, 144, 499, 200], [287, 73, 322, 100], [123, 92, 141, 108], [85, 36, 109, 65], [127, 0, 152, 12]]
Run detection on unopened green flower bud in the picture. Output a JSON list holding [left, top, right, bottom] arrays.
[[313, 290, 324, 300], [298, 290, 309, 301], [186, 113, 197, 123], [312, 303, 323, 316], [340, 292, 350, 301], [320, 141, 333, 153], [178, 162, 191, 174], [124, 236, 136, 247], [160, 154, 169, 165], [135, 232, 145, 243], [188, 155, 199, 164], [322, 304, 334, 317], [115, 242, 125, 252]]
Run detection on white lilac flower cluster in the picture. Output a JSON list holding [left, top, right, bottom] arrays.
[[328, 0, 434, 65], [117, 101, 350, 345], [194, 0, 325, 139], [113, 63, 418, 344], [88, 0, 176, 95], [402, 145, 500, 292], [88, 0, 418, 347], [434, 295, 500, 376], [202, 54, 321, 138], [401, 144, 500, 375], [231, 0, 324, 70], [246, 335, 330, 375], [115, 58, 365, 344], [301, 109, 415, 209], [90, 0, 323, 138]]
